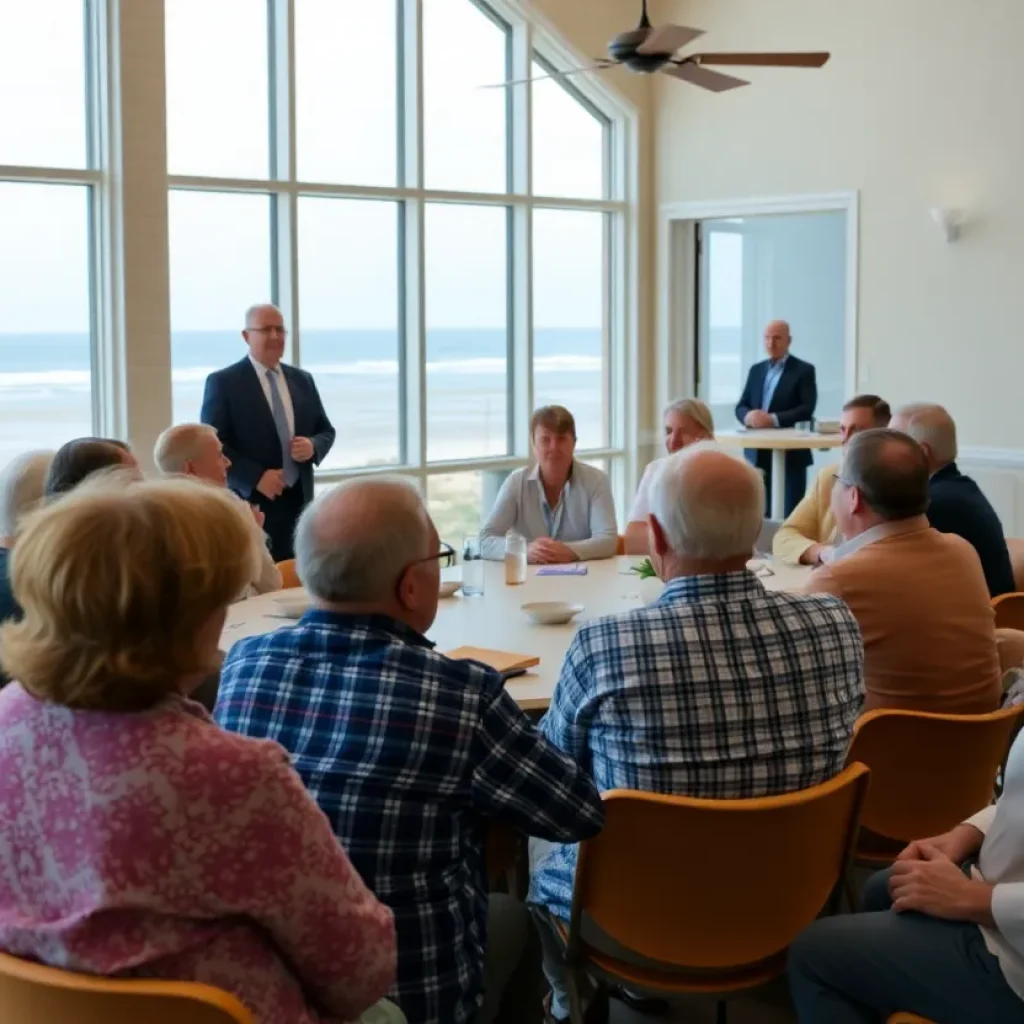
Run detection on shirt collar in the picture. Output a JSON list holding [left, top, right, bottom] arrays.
[[658, 569, 766, 605], [768, 353, 790, 370], [528, 460, 576, 489], [831, 515, 930, 561], [298, 609, 435, 650], [249, 354, 282, 377]]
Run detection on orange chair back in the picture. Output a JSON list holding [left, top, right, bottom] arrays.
[[993, 592, 1024, 631], [0, 950, 252, 1024], [568, 764, 869, 971], [888, 1015, 936, 1024], [275, 559, 301, 590], [615, 535, 626, 555], [846, 706, 1024, 844]]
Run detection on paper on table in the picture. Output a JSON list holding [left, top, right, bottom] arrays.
[[535, 565, 588, 576]]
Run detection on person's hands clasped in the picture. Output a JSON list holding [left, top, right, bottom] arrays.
[[256, 469, 286, 501], [889, 842, 993, 923], [744, 410, 774, 429], [290, 437, 315, 463], [896, 823, 984, 866], [249, 503, 266, 529], [527, 539, 577, 565]]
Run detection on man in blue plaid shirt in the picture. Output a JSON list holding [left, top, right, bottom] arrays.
[[528, 444, 864, 1022], [216, 479, 604, 1024]]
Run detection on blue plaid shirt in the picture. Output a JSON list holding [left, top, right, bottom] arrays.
[[528, 571, 864, 920], [216, 611, 604, 1024]]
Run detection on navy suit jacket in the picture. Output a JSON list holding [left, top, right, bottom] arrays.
[[927, 462, 1015, 598], [735, 355, 818, 469], [200, 358, 335, 504]]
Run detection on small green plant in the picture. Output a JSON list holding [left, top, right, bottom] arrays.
[[631, 557, 656, 580]]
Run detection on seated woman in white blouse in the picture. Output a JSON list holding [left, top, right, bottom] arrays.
[[480, 406, 618, 564], [623, 398, 714, 555]]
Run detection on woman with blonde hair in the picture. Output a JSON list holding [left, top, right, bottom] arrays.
[[623, 398, 715, 555], [0, 477, 401, 1024]]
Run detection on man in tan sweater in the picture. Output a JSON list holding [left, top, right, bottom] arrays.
[[774, 394, 891, 566], [805, 428, 1001, 714]]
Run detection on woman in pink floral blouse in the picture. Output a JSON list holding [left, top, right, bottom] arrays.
[[0, 476, 401, 1024]]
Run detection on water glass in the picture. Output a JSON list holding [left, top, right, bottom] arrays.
[[462, 534, 485, 597]]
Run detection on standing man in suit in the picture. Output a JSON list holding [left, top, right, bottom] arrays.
[[735, 319, 817, 516], [201, 303, 335, 561]]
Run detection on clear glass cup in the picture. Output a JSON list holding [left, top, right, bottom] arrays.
[[504, 530, 527, 585], [462, 534, 485, 597]]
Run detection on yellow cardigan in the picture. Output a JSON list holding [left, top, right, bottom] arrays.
[[773, 463, 840, 564]]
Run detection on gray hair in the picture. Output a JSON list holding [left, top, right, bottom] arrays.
[[0, 450, 55, 538], [648, 441, 764, 559], [841, 428, 930, 520], [295, 477, 431, 603], [153, 423, 219, 475], [663, 397, 715, 436], [892, 403, 958, 466]]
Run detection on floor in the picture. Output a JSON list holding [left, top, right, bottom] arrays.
[[607, 981, 796, 1023]]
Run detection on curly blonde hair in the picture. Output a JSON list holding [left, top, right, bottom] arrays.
[[0, 476, 256, 711]]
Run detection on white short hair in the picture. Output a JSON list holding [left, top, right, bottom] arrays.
[[892, 403, 957, 465], [0, 450, 55, 537], [648, 442, 764, 559], [153, 423, 219, 475], [295, 477, 431, 603]]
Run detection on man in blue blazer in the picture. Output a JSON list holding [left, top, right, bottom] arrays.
[[735, 320, 818, 516], [201, 304, 335, 561]]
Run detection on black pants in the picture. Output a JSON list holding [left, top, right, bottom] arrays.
[[256, 484, 306, 562], [752, 450, 809, 519]]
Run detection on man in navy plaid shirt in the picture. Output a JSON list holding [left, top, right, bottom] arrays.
[[528, 443, 864, 1022], [216, 479, 604, 1024]]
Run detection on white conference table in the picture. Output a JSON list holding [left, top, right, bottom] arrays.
[[220, 556, 812, 713], [716, 429, 842, 520]]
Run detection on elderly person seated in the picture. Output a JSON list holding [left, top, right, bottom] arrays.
[[806, 429, 1002, 714], [774, 394, 891, 566], [890, 403, 1014, 597], [0, 476, 401, 1024], [529, 442, 864, 1023], [481, 405, 618, 564], [45, 436, 140, 497], [789, 725, 1024, 1023], [154, 423, 282, 595], [623, 397, 714, 555], [0, 450, 53, 630], [216, 478, 604, 1024]]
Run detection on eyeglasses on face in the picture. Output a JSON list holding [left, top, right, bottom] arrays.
[[247, 325, 289, 337], [409, 541, 456, 570]]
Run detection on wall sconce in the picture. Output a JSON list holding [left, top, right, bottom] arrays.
[[930, 207, 964, 243]]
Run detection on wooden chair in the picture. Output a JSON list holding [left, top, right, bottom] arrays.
[[1007, 538, 1024, 592], [559, 764, 870, 1024], [0, 950, 252, 1023], [992, 592, 1024, 631], [615, 535, 626, 555], [888, 1015, 936, 1023], [275, 558, 301, 589], [845, 706, 1024, 864]]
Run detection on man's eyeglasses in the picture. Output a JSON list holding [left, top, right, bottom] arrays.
[[247, 326, 289, 337], [409, 541, 456, 570]]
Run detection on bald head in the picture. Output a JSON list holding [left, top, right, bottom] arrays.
[[648, 442, 764, 563], [890, 403, 957, 470], [763, 320, 792, 362], [243, 303, 287, 369], [295, 478, 434, 605], [839, 429, 930, 522]]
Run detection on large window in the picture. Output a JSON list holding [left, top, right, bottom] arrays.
[[0, 0, 98, 468], [163, 0, 626, 542]]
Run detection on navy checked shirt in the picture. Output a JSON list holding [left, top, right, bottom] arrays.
[[216, 611, 604, 1024], [528, 570, 864, 921]]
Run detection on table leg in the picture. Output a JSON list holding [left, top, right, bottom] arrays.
[[771, 449, 787, 521]]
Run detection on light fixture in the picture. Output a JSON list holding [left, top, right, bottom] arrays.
[[930, 207, 964, 243]]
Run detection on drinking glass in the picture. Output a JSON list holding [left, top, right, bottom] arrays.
[[462, 534, 485, 597]]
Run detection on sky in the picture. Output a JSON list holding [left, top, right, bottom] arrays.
[[0, 0, 611, 335]]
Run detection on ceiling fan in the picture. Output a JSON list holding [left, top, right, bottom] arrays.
[[488, 0, 830, 93]]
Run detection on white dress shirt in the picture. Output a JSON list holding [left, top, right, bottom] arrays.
[[964, 733, 1024, 1001], [628, 457, 665, 524], [248, 355, 295, 436]]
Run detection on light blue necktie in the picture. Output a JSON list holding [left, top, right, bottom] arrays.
[[266, 368, 299, 487]]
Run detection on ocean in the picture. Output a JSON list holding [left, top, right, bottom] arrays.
[[0, 327, 605, 471]]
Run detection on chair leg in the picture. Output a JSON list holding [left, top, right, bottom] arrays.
[[716, 999, 728, 1024], [566, 968, 585, 1024]]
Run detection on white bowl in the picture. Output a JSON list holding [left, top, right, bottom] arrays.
[[273, 592, 312, 619], [439, 581, 461, 599], [521, 601, 584, 626]]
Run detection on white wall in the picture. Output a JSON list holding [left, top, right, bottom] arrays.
[[652, 0, 1024, 532]]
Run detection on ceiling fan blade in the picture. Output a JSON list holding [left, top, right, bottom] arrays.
[[636, 24, 705, 56], [664, 62, 749, 92], [480, 60, 616, 89], [693, 51, 831, 68]]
